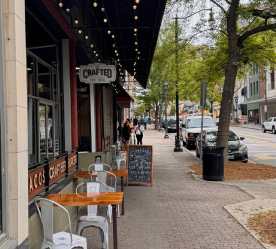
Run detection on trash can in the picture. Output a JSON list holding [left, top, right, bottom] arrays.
[[202, 146, 224, 181]]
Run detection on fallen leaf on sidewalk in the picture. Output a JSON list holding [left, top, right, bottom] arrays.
[[248, 211, 276, 246], [191, 161, 276, 181]]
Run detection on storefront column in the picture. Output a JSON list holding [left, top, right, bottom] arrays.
[[3, 0, 28, 246], [69, 40, 78, 151], [95, 85, 103, 152], [90, 85, 96, 152], [62, 39, 72, 152]]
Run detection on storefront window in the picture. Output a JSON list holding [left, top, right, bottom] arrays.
[[27, 51, 64, 167]]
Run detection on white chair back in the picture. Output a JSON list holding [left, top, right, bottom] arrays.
[[34, 197, 73, 245], [87, 182, 100, 216]]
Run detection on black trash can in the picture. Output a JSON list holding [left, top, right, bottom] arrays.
[[202, 146, 224, 181]]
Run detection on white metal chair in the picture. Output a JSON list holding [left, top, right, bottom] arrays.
[[88, 165, 119, 218], [88, 163, 112, 172], [76, 182, 109, 249], [34, 197, 87, 249]]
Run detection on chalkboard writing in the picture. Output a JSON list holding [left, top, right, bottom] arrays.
[[127, 145, 153, 186]]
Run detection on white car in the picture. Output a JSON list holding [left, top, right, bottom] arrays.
[[262, 117, 276, 134], [182, 116, 217, 149]]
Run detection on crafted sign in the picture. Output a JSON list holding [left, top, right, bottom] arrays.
[[79, 63, 116, 84]]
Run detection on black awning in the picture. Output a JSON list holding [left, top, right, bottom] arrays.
[[102, 0, 167, 88], [54, 0, 166, 88]]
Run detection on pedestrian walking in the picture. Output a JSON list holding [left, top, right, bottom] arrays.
[[136, 124, 145, 145], [122, 119, 131, 144], [130, 127, 137, 144]]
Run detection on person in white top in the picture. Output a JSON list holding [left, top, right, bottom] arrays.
[[135, 124, 144, 145]]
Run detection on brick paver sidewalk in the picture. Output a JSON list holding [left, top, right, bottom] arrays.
[[116, 130, 263, 249]]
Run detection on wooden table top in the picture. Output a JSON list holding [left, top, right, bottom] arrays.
[[48, 192, 124, 206], [74, 169, 128, 179]]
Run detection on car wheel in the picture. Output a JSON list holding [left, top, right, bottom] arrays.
[[273, 126, 276, 134], [242, 159, 248, 163]]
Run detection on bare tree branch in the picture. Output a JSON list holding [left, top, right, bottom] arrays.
[[210, 0, 227, 13], [238, 22, 276, 45], [223, 0, 231, 5]]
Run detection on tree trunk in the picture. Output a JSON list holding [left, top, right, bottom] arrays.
[[154, 104, 160, 130], [216, 0, 240, 162]]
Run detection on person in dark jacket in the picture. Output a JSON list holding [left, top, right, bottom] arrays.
[[122, 119, 131, 144]]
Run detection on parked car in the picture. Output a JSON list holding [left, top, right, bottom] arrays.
[[262, 117, 276, 134], [195, 129, 248, 162], [182, 116, 216, 149]]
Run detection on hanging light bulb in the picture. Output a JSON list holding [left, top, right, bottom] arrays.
[[85, 35, 89, 40], [66, 8, 70, 13], [112, 44, 116, 48], [90, 44, 94, 48], [93, 1, 98, 7], [78, 29, 82, 34], [135, 0, 140, 4], [134, 28, 138, 32], [134, 16, 138, 20], [135, 41, 138, 45], [103, 18, 107, 23], [101, 7, 105, 12], [133, 5, 137, 10], [107, 30, 111, 35], [112, 34, 115, 39], [74, 19, 79, 25], [58, 2, 63, 8]]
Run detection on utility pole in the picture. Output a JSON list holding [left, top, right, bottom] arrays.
[[174, 16, 183, 152]]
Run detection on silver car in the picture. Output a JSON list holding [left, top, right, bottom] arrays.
[[196, 129, 248, 162]]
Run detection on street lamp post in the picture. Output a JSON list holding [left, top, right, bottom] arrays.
[[173, 8, 214, 152], [174, 16, 183, 152], [164, 81, 169, 139]]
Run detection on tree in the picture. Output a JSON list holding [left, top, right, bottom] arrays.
[[167, 0, 276, 159]]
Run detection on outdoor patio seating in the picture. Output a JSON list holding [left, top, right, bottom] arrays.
[[34, 197, 87, 249]]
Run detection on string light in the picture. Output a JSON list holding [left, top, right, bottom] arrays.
[[103, 18, 107, 23], [85, 35, 89, 40], [93, 1, 98, 7], [134, 16, 138, 20], [74, 19, 79, 25], [107, 30, 111, 34], [134, 28, 138, 32], [78, 29, 82, 34], [112, 34, 115, 39], [135, 0, 140, 4], [133, 5, 137, 10], [65, 8, 70, 13], [90, 44, 94, 48], [101, 7, 105, 12], [58, 2, 63, 8]]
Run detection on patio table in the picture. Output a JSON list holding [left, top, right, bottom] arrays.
[[73, 169, 128, 215], [48, 192, 123, 249]]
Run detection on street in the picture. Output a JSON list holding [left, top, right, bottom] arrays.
[[168, 126, 276, 166], [232, 127, 276, 166]]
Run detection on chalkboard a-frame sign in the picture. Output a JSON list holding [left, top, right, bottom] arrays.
[[127, 145, 153, 186]]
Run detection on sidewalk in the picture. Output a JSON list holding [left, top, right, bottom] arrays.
[[115, 131, 263, 249]]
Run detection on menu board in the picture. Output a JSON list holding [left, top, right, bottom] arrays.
[[127, 145, 153, 186]]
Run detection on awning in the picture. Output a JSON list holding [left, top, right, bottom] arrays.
[[115, 84, 134, 108], [55, 0, 167, 88]]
